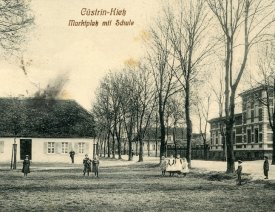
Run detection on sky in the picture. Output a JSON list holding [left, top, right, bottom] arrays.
[[1, 0, 274, 133], [0, 0, 160, 110]]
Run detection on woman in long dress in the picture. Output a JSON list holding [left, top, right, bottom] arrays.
[[181, 157, 189, 176], [166, 155, 175, 176], [174, 154, 184, 173]]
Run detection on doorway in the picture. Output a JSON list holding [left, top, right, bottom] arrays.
[[20, 139, 32, 160]]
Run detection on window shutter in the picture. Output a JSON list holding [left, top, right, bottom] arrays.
[[43, 142, 48, 154], [0, 141, 4, 153], [85, 142, 90, 153]]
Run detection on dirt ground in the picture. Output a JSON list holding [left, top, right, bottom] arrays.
[[0, 158, 275, 212]]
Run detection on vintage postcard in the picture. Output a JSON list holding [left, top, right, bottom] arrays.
[[0, 0, 274, 211]]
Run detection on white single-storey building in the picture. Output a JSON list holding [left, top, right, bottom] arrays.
[[0, 98, 96, 163]]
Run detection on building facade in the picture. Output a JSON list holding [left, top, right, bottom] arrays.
[[209, 86, 273, 160], [0, 98, 96, 163]]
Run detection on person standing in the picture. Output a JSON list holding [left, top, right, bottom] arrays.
[[174, 154, 184, 174], [83, 154, 92, 176], [22, 155, 30, 177], [92, 155, 100, 177], [263, 156, 269, 179], [160, 156, 167, 176], [166, 155, 175, 177], [69, 150, 75, 164], [236, 160, 243, 185], [181, 157, 189, 177]]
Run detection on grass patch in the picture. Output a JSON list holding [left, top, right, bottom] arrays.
[[0, 160, 274, 211]]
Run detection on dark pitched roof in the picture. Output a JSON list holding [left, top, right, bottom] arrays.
[[0, 98, 95, 138]]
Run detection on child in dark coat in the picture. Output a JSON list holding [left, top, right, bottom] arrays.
[[22, 155, 30, 177], [263, 156, 269, 179], [83, 154, 92, 176], [92, 156, 100, 177]]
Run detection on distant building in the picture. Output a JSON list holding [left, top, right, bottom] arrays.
[[129, 127, 207, 158], [0, 98, 96, 163], [209, 85, 273, 160]]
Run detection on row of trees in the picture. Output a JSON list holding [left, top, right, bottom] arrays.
[[92, 0, 275, 172]]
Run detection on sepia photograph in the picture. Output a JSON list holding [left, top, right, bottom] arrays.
[[0, 0, 275, 211]]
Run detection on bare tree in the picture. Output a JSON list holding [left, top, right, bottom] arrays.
[[147, 14, 180, 162], [207, 0, 275, 172], [0, 0, 33, 54], [92, 75, 114, 158], [195, 93, 211, 160], [131, 64, 157, 162], [209, 67, 227, 160], [166, 94, 185, 157], [164, 0, 215, 167]]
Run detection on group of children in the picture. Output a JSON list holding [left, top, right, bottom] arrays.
[[83, 154, 100, 177], [21, 154, 100, 177], [160, 154, 189, 177]]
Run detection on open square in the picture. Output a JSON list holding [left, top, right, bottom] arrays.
[[1, 158, 274, 211]]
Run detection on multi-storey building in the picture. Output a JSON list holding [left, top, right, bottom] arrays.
[[209, 85, 273, 160]]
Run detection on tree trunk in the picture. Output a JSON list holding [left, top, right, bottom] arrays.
[[159, 107, 166, 160], [203, 138, 207, 160], [272, 123, 275, 165], [138, 140, 143, 162], [117, 138, 122, 159], [128, 139, 133, 161], [173, 126, 177, 156], [107, 130, 111, 158], [112, 132, 115, 159], [185, 84, 192, 168], [225, 91, 236, 173]]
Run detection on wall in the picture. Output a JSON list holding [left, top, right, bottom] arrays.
[[0, 137, 95, 163]]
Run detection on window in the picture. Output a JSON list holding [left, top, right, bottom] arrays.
[[250, 100, 254, 109], [243, 112, 246, 124], [236, 136, 242, 143], [259, 124, 262, 132], [255, 128, 259, 143], [269, 98, 274, 106], [247, 129, 251, 143], [78, 142, 85, 153], [62, 142, 69, 154], [47, 142, 55, 154], [267, 133, 273, 142], [153, 144, 156, 150], [236, 127, 242, 134], [259, 133, 263, 142], [251, 110, 254, 123]]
